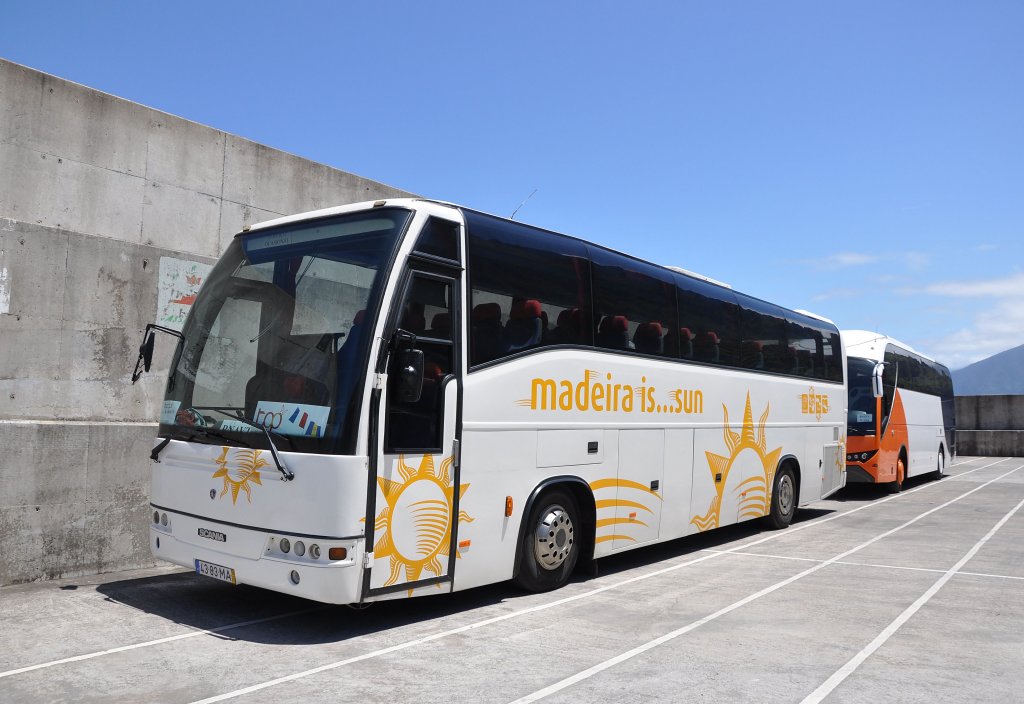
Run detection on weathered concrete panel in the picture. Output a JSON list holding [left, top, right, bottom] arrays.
[[0, 424, 90, 508], [955, 395, 1024, 432], [0, 504, 86, 584], [0, 141, 147, 241], [0, 60, 149, 176], [956, 430, 1024, 458], [0, 219, 69, 321], [0, 315, 63, 380], [61, 233, 154, 329], [141, 180, 223, 257], [222, 135, 320, 213], [0, 422, 158, 584], [144, 114, 225, 195]]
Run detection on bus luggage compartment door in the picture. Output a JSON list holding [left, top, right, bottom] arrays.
[[821, 442, 844, 498]]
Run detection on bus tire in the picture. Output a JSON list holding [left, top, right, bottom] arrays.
[[932, 450, 945, 480], [890, 457, 906, 493], [764, 464, 797, 530], [514, 488, 580, 593]]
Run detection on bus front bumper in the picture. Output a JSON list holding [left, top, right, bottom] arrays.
[[149, 509, 365, 605], [845, 464, 878, 483]]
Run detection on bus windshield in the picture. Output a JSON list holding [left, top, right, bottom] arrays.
[[847, 356, 877, 436], [159, 208, 412, 454]]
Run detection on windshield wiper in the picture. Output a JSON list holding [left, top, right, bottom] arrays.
[[229, 414, 295, 482]]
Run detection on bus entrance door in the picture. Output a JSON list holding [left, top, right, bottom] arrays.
[[366, 270, 463, 597]]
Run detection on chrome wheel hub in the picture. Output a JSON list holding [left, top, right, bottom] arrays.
[[778, 474, 794, 515], [533, 504, 574, 570]]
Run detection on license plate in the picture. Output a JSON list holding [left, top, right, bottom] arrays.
[[194, 559, 236, 585]]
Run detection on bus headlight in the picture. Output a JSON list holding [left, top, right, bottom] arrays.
[[847, 450, 878, 462], [280, 538, 291, 554]]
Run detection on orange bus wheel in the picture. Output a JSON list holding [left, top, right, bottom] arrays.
[[890, 458, 905, 494]]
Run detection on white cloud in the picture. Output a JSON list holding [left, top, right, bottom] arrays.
[[810, 288, 861, 302], [904, 251, 931, 271], [808, 252, 878, 269], [921, 272, 1024, 298], [916, 272, 1024, 368], [806, 250, 930, 272]]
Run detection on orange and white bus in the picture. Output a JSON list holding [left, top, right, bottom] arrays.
[[134, 199, 847, 603], [844, 331, 955, 491]]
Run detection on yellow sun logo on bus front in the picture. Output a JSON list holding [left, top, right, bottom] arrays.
[[211, 447, 266, 504], [372, 454, 473, 591], [691, 393, 782, 531]]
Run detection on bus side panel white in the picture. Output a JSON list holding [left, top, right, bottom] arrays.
[[449, 429, 537, 591], [690, 428, 727, 531], [537, 429, 604, 467], [611, 429, 664, 551], [901, 390, 943, 477], [657, 428, 695, 542]]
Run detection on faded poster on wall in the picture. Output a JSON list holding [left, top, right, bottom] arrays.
[[157, 257, 213, 331]]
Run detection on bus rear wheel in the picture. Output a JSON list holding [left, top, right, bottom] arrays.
[[763, 465, 796, 530], [932, 451, 945, 480], [514, 489, 580, 593]]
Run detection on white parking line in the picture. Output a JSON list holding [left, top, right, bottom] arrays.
[[0, 458, 1004, 686], [800, 493, 1024, 704], [0, 607, 329, 680], [702, 548, 1024, 581], [506, 462, 1024, 704]]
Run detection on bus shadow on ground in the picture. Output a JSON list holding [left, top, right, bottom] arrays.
[[92, 569, 520, 647], [584, 507, 833, 580], [831, 473, 941, 502], [90, 509, 835, 647]]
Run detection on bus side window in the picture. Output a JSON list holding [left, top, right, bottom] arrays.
[[466, 212, 591, 367], [590, 246, 677, 357]]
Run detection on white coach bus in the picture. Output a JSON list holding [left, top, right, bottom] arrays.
[[844, 331, 954, 491], [134, 199, 846, 603]]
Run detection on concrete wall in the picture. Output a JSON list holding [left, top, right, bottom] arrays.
[[0, 59, 414, 585], [955, 395, 1024, 457]]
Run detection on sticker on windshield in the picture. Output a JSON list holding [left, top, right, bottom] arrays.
[[160, 400, 182, 425], [219, 419, 259, 433], [253, 401, 330, 437]]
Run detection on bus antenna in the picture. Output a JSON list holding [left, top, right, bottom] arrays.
[[511, 188, 538, 220]]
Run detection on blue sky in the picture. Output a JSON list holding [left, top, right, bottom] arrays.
[[4, 1, 1022, 369]]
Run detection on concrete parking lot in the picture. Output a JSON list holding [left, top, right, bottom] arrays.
[[2, 456, 1021, 703]]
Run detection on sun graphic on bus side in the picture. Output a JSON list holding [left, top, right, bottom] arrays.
[[211, 447, 267, 504], [691, 393, 782, 531], [372, 453, 473, 588]]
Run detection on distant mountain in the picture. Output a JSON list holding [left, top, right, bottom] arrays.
[[953, 343, 1024, 395]]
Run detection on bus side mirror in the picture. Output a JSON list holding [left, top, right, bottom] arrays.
[[395, 348, 425, 403], [132, 331, 157, 384], [131, 323, 184, 384], [872, 363, 885, 399]]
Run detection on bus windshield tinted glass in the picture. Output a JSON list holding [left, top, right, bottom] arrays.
[[847, 357, 877, 436], [159, 208, 411, 454]]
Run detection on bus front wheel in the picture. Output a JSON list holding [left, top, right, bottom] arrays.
[[514, 489, 580, 592], [890, 458, 906, 493], [764, 465, 797, 530]]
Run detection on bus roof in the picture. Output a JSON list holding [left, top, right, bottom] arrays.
[[843, 330, 934, 364]]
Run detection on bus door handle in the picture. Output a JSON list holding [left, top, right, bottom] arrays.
[[452, 439, 461, 468]]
